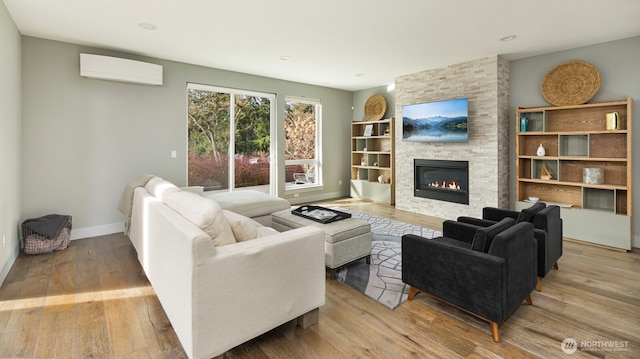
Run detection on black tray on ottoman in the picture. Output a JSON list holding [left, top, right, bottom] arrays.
[[291, 205, 352, 224]]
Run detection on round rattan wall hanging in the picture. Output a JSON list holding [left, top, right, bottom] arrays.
[[541, 60, 600, 106], [364, 94, 387, 121]]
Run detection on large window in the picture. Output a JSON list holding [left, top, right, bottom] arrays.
[[187, 84, 275, 193], [284, 97, 322, 189]]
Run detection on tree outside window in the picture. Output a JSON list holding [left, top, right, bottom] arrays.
[[284, 97, 321, 186]]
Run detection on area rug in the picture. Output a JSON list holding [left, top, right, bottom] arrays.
[[331, 208, 441, 309]]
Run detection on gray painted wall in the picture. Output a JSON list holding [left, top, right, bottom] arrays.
[[20, 37, 353, 239], [509, 36, 640, 247], [0, 2, 22, 284], [352, 85, 396, 122]]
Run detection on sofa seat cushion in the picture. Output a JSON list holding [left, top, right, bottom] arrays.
[[163, 190, 236, 246], [433, 236, 472, 249], [206, 190, 290, 218]]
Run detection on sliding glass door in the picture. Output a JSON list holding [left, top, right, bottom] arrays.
[[187, 84, 275, 193]]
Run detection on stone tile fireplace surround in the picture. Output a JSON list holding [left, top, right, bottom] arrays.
[[394, 56, 510, 220]]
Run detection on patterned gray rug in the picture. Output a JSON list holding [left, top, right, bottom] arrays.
[[331, 209, 441, 309]]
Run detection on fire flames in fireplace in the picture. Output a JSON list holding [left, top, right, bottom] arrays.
[[414, 159, 469, 205], [427, 180, 462, 191]]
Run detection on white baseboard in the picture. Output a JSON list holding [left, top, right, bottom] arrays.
[[71, 222, 124, 240], [0, 243, 19, 287], [289, 190, 349, 205]]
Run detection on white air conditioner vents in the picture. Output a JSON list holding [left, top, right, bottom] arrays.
[[80, 53, 163, 85]]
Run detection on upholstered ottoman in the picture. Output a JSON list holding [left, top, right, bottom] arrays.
[[205, 190, 290, 226], [271, 209, 371, 275]]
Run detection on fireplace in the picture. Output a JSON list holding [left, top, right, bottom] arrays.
[[414, 159, 469, 205]]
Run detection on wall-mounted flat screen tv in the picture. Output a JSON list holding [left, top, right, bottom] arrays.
[[402, 98, 468, 142]]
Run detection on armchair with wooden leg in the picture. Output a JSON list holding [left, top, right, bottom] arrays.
[[402, 219, 538, 342]]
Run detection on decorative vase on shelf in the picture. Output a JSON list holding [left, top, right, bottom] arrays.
[[378, 175, 384, 183], [536, 144, 546, 156], [520, 117, 528, 132]]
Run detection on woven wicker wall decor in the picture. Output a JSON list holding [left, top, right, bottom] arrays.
[[541, 60, 600, 106], [364, 94, 387, 120]]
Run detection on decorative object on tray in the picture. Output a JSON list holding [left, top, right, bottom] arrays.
[[606, 112, 619, 130], [364, 94, 387, 121], [537, 144, 546, 156], [528, 196, 539, 202], [292, 205, 352, 224], [541, 60, 601, 106], [583, 168, 604, 184]]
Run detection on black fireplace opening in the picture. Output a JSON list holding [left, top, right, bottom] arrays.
[[414, 159, 469, 205]]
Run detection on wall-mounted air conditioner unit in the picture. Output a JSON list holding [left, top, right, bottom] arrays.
[[80, 53, 163, 85]]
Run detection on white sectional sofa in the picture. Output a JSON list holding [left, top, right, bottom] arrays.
[[123, 176, 325, 359]]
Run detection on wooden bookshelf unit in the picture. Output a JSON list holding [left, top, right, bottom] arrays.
[[350, 118, 395, 204], [515, 98, 633, 250]]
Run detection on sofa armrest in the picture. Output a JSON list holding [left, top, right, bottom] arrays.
[[191, 226, 325, 358], [402, 234, 508, 323], [532, 205, 563, 275], [482, 207, 519, 222], [487, 222, 537, 317]]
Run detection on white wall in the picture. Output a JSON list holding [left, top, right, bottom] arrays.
[[0, 1, 22, 284], [393, 56, 510, 220], [20, 37, 353, 239]]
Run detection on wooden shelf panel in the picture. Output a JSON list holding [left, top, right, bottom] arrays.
[[518, 178, 627, 190], [519, 130, 628, 135], [519, 155, 627, 162], [518, 181, 583, 209]]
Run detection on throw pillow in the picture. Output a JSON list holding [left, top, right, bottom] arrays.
[[517, 202, 546, 223], [471, 217, 516, 252], [163, 191, 236, 246], [223, 210, 261, 242]]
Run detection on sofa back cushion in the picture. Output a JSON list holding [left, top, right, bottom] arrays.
[[471, 217, 516, 252], [145, 176, 180, 201], [517, 201, 546, 223], [163, 190, 236, 246]]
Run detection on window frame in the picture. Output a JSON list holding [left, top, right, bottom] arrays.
[[187, 83, 276, 194], [283, 96, 323, 193]]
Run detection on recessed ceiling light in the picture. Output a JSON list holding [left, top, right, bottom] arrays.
[[138, 23, 158, 30], [500, 35, 517, 42], [355, 73, 365, 77], [279, 56, 291, 61]]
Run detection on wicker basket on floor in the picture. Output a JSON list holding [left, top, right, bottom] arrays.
[[22, 216, 72, 255]]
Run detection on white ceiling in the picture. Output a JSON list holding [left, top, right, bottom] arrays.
[[5, 0, 640, 91]]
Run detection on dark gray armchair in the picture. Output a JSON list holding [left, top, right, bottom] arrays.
[[458, 202, 563, 291], [402, 218, 537, 342]]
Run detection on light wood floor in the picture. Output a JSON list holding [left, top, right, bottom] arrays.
[[1, 198, 639, 358]]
